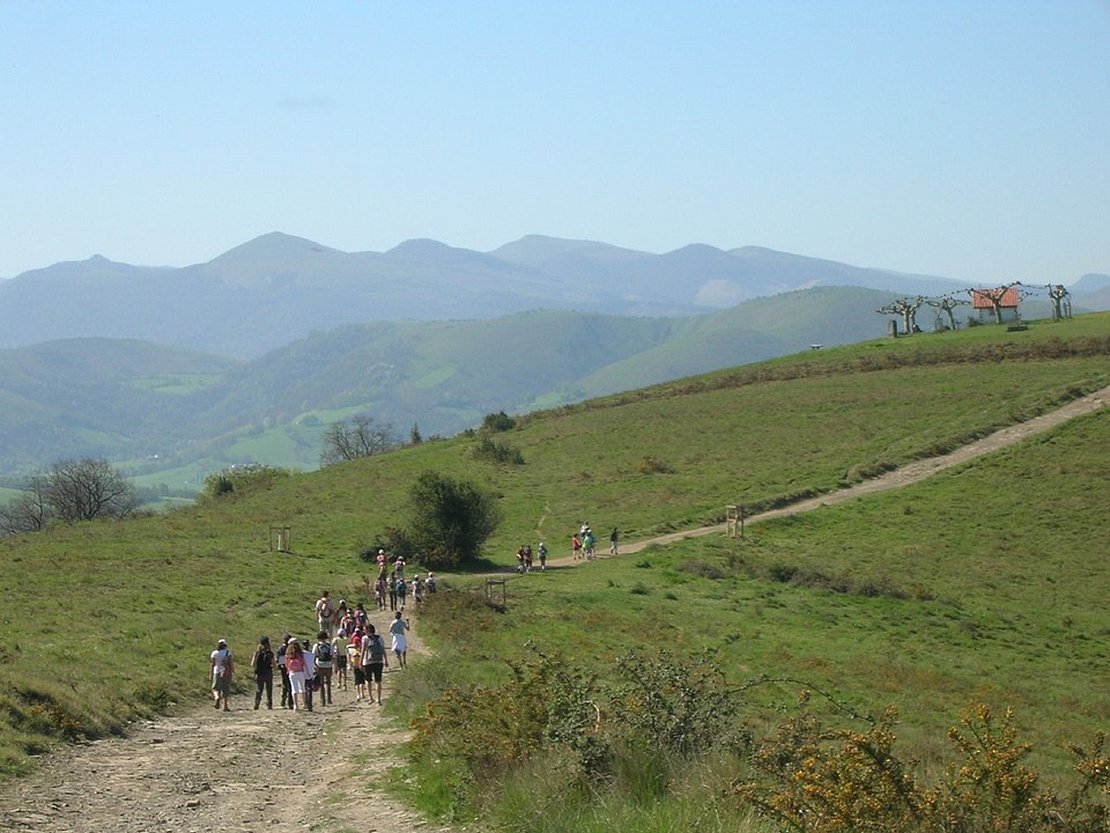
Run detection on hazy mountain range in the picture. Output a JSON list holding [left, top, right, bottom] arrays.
[[0, 233, 1103, 485], [0, 232, 983, 359]]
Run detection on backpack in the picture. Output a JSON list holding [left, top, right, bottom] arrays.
[[254, 648, 274, 674], [366, 635, 385, 663], [315, 642, 333, 663]]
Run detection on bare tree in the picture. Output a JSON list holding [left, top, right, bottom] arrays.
[[876, 296, 926, 334], [45, 457, 139, 522], [1047, 284, 1072, 321], [925, 293, 968, 331], [0, 473, 53, 535], [320, 414, 398, 466]]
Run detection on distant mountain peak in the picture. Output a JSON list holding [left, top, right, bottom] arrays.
[[387, 238, 454, 257], [492, 235, 650, 267], [209, 231, 341, 262]]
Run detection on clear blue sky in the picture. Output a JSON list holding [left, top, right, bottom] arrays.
[[3, 1, 1108, 283]]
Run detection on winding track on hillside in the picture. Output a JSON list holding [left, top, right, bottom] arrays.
[[547, 384, 1109, 562], [0, 384, 1105, 833]]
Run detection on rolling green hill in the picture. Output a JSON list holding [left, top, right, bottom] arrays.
[[0, 287, 908, 481], [0, 339, 238, 473], [0, 313, 1106, 795]]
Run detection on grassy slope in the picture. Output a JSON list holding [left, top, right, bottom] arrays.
[[413, 407, 1107, 776], [0, 315, 1107, 779]]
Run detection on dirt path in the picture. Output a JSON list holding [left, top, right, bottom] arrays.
[[546, 384, 1110, 562], [1, 385, 1105, 833], [0, 623, 449, 833]]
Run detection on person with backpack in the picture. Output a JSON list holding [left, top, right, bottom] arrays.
[[347, 629, 366, 702], [538, 542, 548, 571], [361, 624, 388, 704], [315, 591, 335, 638], [277, 633, 293, 710], [395, 574, 407, 609], [302, 636, 316, 712], [354, 603, 370, 632], [332, 628, 350, 692], [210, 638, 234, 712], [312, 631, 334, 706], [250, 636, 275, 710]]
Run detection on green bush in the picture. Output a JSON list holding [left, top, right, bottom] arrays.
[[481, 410, 517, 432], [474, 436, 525, 465], [391, 470, 502, 568], [198, 464, 292, 501], [735, 702, 1110, 833]]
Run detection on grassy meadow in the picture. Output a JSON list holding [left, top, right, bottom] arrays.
[[0, 314, 1107, 829]]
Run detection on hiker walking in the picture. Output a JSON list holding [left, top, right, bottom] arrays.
[[277, 634, 293, 709], [610, 527, 619, 555], [332, 628, 350, 691], [250, 636, 275, 710], [348, 629, 367, 702], [361, 624, 388, 704], [313, 631, 334, 705], [538, 542, 547, 571], [302, 636, 316, 712], [210, 638, 234, 712], [285, 638, 307, 712], [354, 603, 370, 633], [315, 591, 335, 637], [387, 572, 398, 611], [395, 573, 407, 609], [389, 610, 409, 668]]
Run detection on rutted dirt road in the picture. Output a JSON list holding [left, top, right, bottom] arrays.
[[0, 624, 449, 833], [0, 384, 1105, 833]]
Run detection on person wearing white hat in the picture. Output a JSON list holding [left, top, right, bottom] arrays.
[[210, 638, 234, 712]]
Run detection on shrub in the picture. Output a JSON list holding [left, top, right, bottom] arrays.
[[481, 410, 516, 432], [198, 464, 291, 501], [678, 559, 727, 580], [612, 651, 742, 759], [734, 701, 1110, 833], [638, 455, 676, 474], [410, 649, 607, 816], [394, 471, 502, 569], [473, 436, 525, 465]]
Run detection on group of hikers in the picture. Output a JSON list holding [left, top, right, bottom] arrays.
[[514, 524, 621, 572], [570, 524, 619, 561], [208, 587, 413, 712], [368, 549, 437, 610], [208, 529, 623, 709], [514, 542, 547, 572]]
